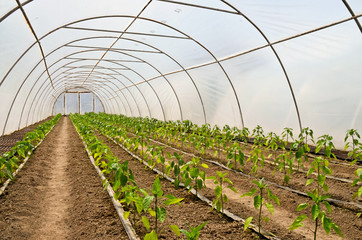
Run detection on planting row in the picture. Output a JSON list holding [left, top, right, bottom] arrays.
[[86, 113, 361, 205], [0, 114, 61, 187], [71, 114, 269, 240], [78, 113, 362, 240]]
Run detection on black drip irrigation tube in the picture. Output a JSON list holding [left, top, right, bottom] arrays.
[[102, 132, 281, 240], [139, 134, 362, 212]]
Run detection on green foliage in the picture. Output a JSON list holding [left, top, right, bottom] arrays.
[[241, 178, 279, 238], [180, 221, 208, 240], [208, 171, 237, 213], [289, 157, 342, 240]]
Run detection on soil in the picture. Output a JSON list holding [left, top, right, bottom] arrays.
[[110, 130, 361, 240], [96, 133, 260, 240], [0, 117, 52, 155], [0, 116, 127, 239]]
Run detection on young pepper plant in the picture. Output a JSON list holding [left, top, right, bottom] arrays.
[[144, 177, 184, 239], [208, 171, 237, 213], [344, 129, 361, 164], [289, 157, 342, 240], [242, 178, 279, 238]]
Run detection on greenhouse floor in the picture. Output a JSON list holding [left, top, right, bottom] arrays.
[[0, 117, 127, 239], [0, 116, 361, 240], [0, 117, 51, 155]]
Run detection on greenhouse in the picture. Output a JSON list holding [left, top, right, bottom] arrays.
[[0, 1, 361, 239]]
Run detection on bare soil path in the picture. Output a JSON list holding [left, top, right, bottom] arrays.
[[0, 116, 127, 239]]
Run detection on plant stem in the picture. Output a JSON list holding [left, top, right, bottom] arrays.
[[314, 218, 318, 240], [155, 195, 158, 235], [258, 188, 263, 238]]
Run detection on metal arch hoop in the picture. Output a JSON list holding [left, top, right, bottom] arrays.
[[341, 0, 362, 33], [36, 81, 119, 123], [65, 35, 207, 124], [53, 70, 133, 115], [29, 70, 128, 125], [219, 0, 303, 132], [57, 64, 152, 117], [48, 84, 115, 116], [1, 15, 231, 131]]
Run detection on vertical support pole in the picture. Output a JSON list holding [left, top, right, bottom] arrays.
[[92, 93, 95, 113], [78, 92, 81, 114], [63, 93, 66, 115]]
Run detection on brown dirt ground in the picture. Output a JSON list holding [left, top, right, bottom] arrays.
[[115, 131, 361, 240], [0, 116, 127, 239], [0, 117, 52, 155], [96, 133, 261, 240]]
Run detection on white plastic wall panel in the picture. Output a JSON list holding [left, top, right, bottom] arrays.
[[161, 0, 236, 12], [166, 71, 205, 126], [274, 21, 362, 148], [126, 51, 181, 74], [347, 0, 362, 13], [118, 61, 160, 80], [143, 1, 267, 59], [0, 1, 17, 19], [23, 0, 149, 37], [1, 45, 44, 135], [0, 11, 35, 82], [127, 86, 151, 118], [226, 0, 351, 42], [187, 63, 242, 128], [53, 93, 64, 115], [221, 48, 300, 135], [148, 77, 181, 121], [80, 93, 93, 114], [136, 82, 165, 120], [124, 34, 213, 68]]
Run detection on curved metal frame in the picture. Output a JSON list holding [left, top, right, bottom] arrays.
[[1, 1, 360, 135]]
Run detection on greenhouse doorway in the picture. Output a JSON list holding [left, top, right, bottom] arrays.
[[53, 91, 104, 115]]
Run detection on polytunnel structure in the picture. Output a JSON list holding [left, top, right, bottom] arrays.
[[1, 1, 362, 240], [1, 0, 362, 147]]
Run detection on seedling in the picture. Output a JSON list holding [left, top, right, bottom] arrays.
[[241, 178, 279, 238], [344, 129, 361, 164], [208, 171, 237, 213], [289, 157, 342, 240]]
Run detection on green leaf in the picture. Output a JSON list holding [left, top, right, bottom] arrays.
[[323, 201, 332, 213], [306, 179, 314, 186], [142, 216, 150, 231], [289, 214, 308, 230], [254, 195, 261, 210], [152, 177, 163, 197], [215, 185, 222, 198], [164, 196, 184, 206], [318, 175, 326, 185], [322, 215, 332, 234], [144, 230, 158, 240], [156, 207, 166, 222], [265, 202, 274, 215], [244, 217, 253, 231], [307, 167, 315, 176], [311, 204, 320, 221], [143, 195, 154, 210], [201, 163, 209, 169], [169, 225, 180, 237], [331, 223, 343, 237], [296, 203, 309, 211], [123, 211, 130, 220], [197, 179, 203, 190], [190, 167, 200, 178], [241, 188, 256, 197]]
